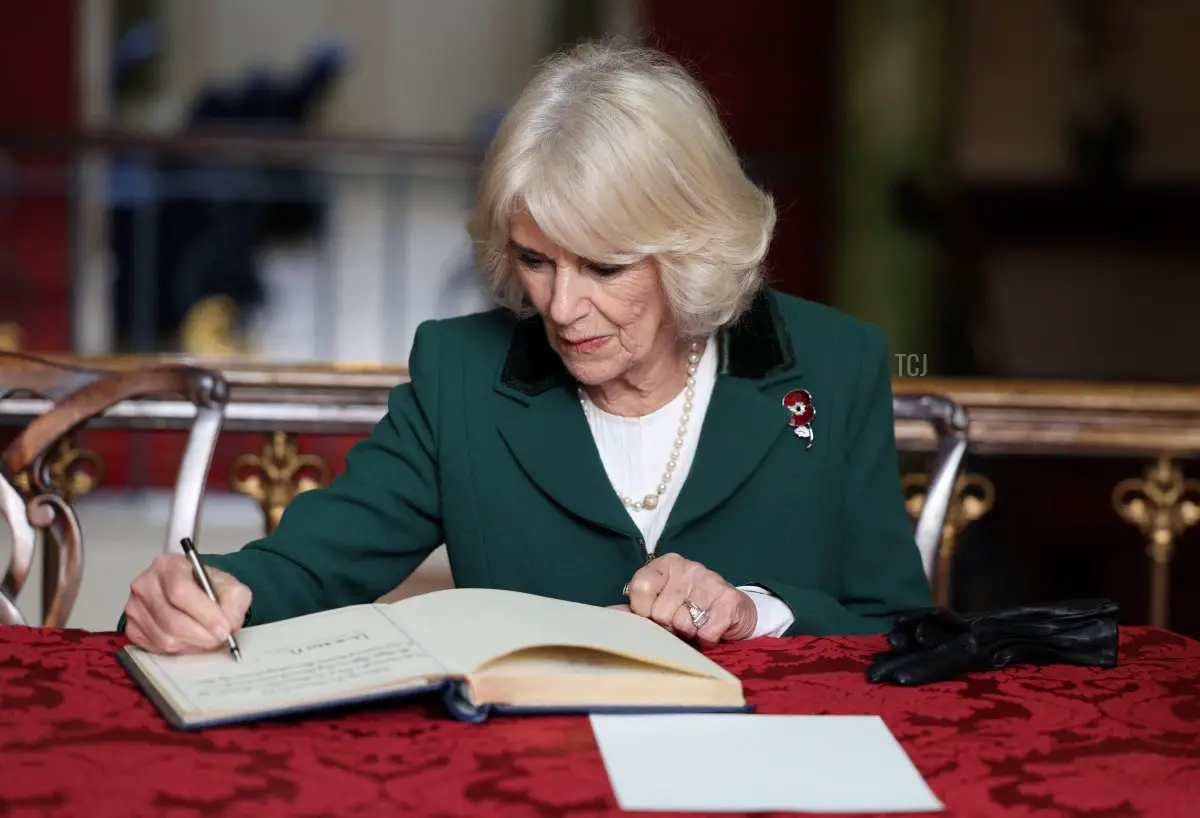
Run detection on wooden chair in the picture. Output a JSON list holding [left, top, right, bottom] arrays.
[[0, 353, 228, 626], [893, 393, 970, 603]]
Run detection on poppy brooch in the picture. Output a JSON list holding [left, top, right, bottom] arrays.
[[782, 388, 815, 448]]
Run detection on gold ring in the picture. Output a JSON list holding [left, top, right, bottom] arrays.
[[684, 599, 709, 629]]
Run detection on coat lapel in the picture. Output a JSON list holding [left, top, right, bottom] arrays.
[[660, 291, 803, 540], [494, 318, 638, 539], [493, 288, 803, 543], [658, 376, 789, 541]]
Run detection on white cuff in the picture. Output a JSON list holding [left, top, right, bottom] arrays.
[[738, 585, 795, 638]]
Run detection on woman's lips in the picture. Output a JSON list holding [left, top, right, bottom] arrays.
[[563, 336, 608, 353]]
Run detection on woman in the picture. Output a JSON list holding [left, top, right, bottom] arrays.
[[122, 41, 932, 655]]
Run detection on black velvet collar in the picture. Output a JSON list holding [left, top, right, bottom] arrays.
[[498, 288, 797, 398]]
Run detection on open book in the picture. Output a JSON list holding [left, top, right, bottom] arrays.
[[117, 588, 748, 730]]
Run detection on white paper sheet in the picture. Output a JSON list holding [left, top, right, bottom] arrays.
[[590, 714, 943, 813]]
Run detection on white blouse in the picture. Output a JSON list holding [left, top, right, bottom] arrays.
[[579, 339, 795, 638]]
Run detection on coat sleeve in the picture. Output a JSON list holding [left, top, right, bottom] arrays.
[[753, 322, 934, 636], [200, 320, 447, 625]]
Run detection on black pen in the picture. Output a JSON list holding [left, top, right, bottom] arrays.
[[179, 537, 243, 663]]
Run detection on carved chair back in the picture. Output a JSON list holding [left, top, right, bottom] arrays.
[[892, 393, 970, 602], [0, 353, 228, 626]]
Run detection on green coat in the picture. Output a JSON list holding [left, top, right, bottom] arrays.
[[204, 288, 932, 635]]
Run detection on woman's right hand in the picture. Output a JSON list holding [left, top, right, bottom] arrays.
[[123, 554, 252, 655]]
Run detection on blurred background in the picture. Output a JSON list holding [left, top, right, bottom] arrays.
[[1, 0, 1199, 634]]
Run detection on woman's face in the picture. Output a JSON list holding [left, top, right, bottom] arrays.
[[510, 210, 678, 387]]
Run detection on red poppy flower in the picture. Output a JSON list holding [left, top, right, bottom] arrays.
[[782, 388, 815, 427]]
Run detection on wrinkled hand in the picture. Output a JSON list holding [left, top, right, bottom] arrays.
[[613, 553, 757, 647], [123, 554, 252, 655]]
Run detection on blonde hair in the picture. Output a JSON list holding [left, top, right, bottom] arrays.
[[468, 40, 776, 338]]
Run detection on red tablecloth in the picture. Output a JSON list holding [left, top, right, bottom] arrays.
[[0, 625, 1197, 818]]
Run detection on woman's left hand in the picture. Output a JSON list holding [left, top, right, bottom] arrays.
[[614, 553, 757, 646]]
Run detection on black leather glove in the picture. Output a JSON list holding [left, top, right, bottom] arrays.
[[866, 599, 1120, 686]]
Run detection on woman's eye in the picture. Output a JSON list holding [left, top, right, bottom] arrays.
[[518, 254, 548, 270], [589, 263, 626, 277]]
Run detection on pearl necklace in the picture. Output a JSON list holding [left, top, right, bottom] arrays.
[[579, 339, 702, 512]]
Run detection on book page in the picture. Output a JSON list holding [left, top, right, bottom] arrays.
[[383, 588, 738, 680], [129, 605, 450, 716], [473, 645, 695, 678]]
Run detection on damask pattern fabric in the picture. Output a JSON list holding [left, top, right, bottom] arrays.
[[0, 625, 1197, 817]]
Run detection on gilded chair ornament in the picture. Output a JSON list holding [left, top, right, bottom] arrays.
[[12, 436, 105, 503], [903, 471, 995, 607], [232, 432, 331, 533], [0, 323, 21, 352], [1112, 455, 1200, 628]]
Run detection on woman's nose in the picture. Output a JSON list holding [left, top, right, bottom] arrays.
[[548, 266, 588, 326]]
